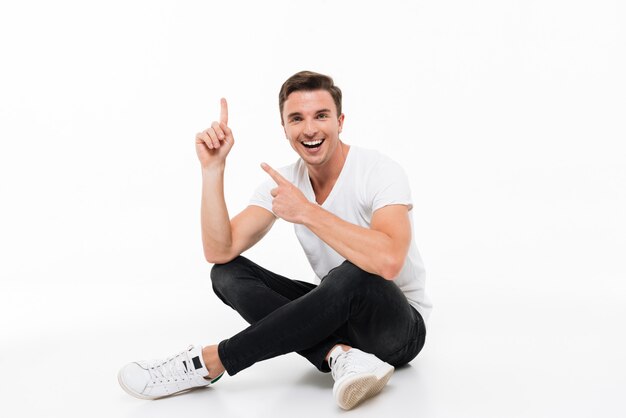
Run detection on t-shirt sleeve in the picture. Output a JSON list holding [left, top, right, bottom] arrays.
[[249, 177, 277, 216], [367, 157, 414, 212]]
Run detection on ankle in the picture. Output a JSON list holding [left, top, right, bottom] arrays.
[[326, 344, 352, 363], [202, 345, 226, 379]]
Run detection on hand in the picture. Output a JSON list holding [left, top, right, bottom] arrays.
[[261, 162, 313, 224], [195, 98, 234, 169]]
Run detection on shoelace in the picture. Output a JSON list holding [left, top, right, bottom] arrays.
[[331, 351, 360, 381], [147, 346, 195, 384]]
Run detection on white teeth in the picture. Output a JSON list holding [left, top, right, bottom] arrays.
[[303, 139, 323, 146]]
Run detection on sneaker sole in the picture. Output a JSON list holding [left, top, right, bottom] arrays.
[[117, 370, 222, 400], [334, 363, 395, 410]]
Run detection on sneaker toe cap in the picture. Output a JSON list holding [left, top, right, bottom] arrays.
[[119, 362, 150, 395]]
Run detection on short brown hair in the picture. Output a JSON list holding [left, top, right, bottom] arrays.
[[278, 71, 342, 122]]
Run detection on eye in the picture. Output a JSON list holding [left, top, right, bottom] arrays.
[[317, 113, 329, 119], [290, 116, 302, 123]]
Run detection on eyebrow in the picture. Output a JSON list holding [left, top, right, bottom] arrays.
[[286, 109, 332, 119]]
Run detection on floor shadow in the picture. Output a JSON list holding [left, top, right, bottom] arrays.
[[295, 368, 334, 389]]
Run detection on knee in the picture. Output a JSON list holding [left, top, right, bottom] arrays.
[[210, 256, 249, 294], [322, 261, 381, 293]]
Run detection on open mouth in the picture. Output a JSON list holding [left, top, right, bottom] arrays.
[[301, 138, 325, 149]]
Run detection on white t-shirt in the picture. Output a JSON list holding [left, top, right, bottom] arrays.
[[249, 146, 432, 322]]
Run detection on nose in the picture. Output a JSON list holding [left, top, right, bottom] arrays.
[[303, 119, 317, 137]]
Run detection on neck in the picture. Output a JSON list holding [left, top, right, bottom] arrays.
[[308, 141, 349, 190]]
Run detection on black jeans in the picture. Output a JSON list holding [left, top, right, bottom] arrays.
[[211, 256, 426, 376]]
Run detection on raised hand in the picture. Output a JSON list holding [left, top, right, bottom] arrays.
[[195, 98, 234, 168], [261, 162, 313, 224]]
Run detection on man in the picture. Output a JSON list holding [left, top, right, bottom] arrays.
[[118, 71, 432, 410]]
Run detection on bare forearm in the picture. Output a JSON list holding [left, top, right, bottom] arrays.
[[200, 165, 233, 262], [301, 204, 407, 280]]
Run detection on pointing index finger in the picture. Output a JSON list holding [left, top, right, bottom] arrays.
[[261, 162, 289, 185], [220, 98, 228, 125]]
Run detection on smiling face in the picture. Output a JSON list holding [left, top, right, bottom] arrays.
[[281, 89, 345, 169]]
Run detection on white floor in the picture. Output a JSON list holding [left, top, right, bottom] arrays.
[[2, 271, 624, 418], [2, 1, 624, 416]]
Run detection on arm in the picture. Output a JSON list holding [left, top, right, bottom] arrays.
[[301, 204, 410, 280], [200, 166, 276, 263], [196, 100, 276, 264], [261, 163, 410, 280]]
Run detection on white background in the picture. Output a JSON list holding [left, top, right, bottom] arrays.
[[1, 1, 624, 417]]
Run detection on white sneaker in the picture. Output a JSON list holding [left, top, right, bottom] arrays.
[[118, 345, 223, 399], [328, 346, 394, 410]]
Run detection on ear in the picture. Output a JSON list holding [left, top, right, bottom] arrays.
[[337, 113, 345, 134]]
